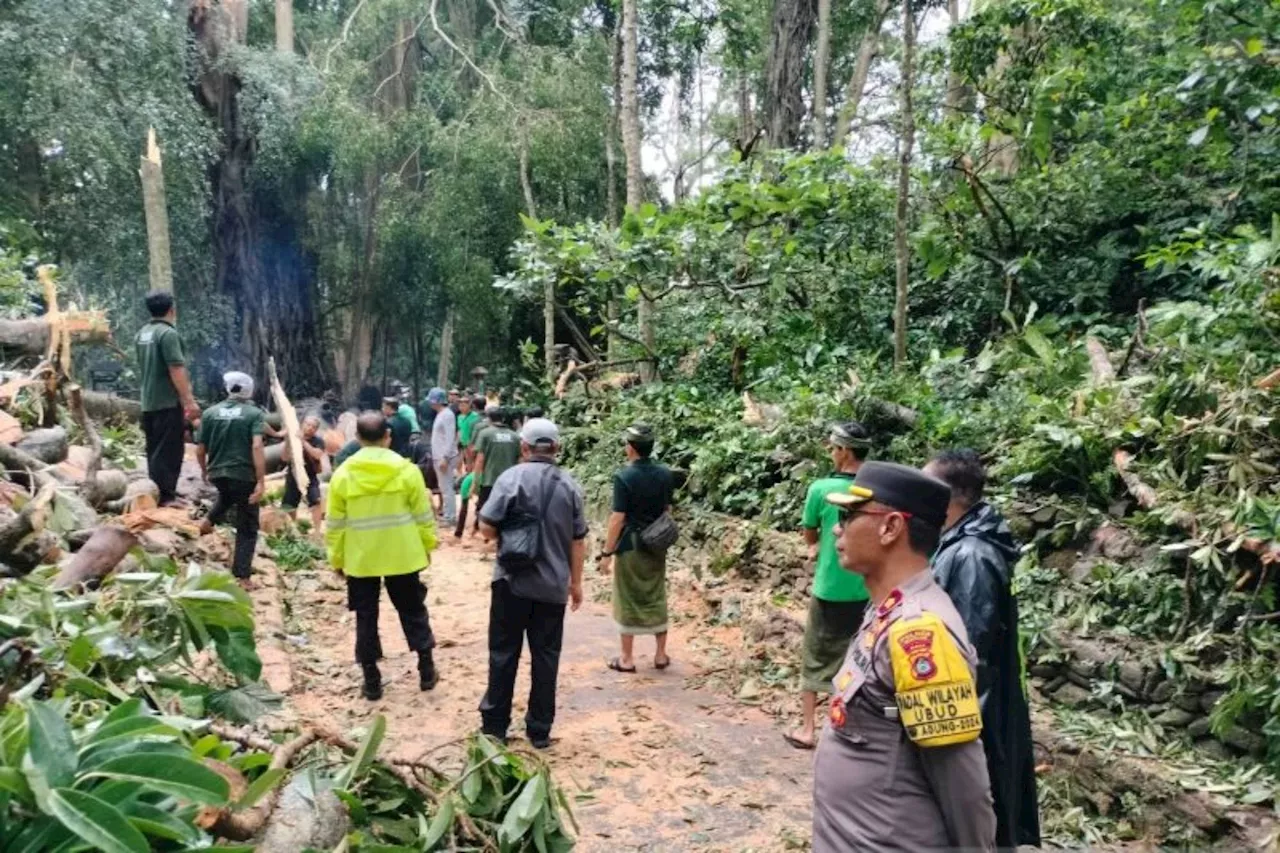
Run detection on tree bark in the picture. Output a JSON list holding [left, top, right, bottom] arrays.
[[620, 0, 655, 383], [436, 307, 454, 389], [811, 0, 833, 147], [139, 128, 173, 295], [831, 0, 891, 150], [52, 525, 139, 590], [763, 0, 818, 150], [189, 0, 333, 399], [518, 133, 555, 382], [893, 0, 916, 369], [605, 25, 622, 364], [275, 0, 293, 53], [944, 0, 967, 114]]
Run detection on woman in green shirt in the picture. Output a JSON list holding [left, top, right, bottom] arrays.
[[598, 424, 676, 672]]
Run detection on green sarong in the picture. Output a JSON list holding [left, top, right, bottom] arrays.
[[801, 596, 868, 693], [613, 533, 668, 635]]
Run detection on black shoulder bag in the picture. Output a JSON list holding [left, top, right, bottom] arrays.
[[497, 466, 561, 573]]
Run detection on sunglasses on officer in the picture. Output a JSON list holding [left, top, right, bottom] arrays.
[[836, 505, 913, 525]]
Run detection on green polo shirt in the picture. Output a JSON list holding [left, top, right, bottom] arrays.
[[458, 411, 481, 447], [802, 474, 869, 602], [197, 400, 266, 482], [135, 320, 185, 412], [476, 426, 521, 487]]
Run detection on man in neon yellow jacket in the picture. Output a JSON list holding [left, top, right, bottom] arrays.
[[326, 411, 440, 701]]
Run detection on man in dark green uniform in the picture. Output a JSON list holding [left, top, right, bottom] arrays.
[[472, 407, 521, 529], [813, 462, 995, 852], [382, 397, 413, 457], [196, 371, 268, 587], [135, 291, 199, 505]]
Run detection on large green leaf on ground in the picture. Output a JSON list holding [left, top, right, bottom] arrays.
[[81, 753, 231, 805], [47, 787, 149, 853]]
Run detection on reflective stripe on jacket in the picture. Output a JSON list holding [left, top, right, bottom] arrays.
[[325, 446, 437, 577]]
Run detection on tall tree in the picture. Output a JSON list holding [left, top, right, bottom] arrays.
[[810, 0, 833, 147], [620, 0, 654, 381], [763, 0, 817, 150], [831, 0, 892, 150], [275, 0, 293, 53], [893, 0, 916, 367]]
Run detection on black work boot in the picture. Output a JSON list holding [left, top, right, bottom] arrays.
[[418, 650, 439, 691], [360, 663, 383, 701]]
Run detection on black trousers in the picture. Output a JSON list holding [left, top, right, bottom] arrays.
[[143, 406, 185, 503], [209, 478, 260, 579], [473, 485, 494, 531], [346, 572, 435, 665], [282, 471, 321, 509], [479, 579, 566, 740]]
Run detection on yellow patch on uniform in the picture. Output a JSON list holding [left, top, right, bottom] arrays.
[[849, 485, 874, 498], [889, 613, 981, 747], [834, 670, 853, 692]]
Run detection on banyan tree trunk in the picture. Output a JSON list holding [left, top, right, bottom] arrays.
[[187, 0, 333, 399]]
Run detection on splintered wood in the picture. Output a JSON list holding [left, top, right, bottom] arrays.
[[267, 357, 308, 496]]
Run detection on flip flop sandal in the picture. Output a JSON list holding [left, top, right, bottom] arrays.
[[607, 657, 637, 673], [783, 732, 816, 751], [654, 656, 672, 670]]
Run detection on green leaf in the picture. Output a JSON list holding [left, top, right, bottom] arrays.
[[47, 788, 149, 853], [206, 682, 283, 724], [125, 801, 200, 843], [498, 772, 546, 847], [81, 754, 230, 805], [24, 701, 77, 806], [334, 715, 385, 789], [236, 767, 285, 808], [211, 626, 263, 682], [422, 795, 455, 849], [1245, 37, 1264, 57], [85, 715, 182, 747], [0, 766, 32, 800]]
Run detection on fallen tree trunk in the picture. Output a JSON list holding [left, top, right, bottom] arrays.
[[0, 440, 58, 490], [0, 314, 111, 356], [52, 525, 139, 589], [82, 390, 142, 422]]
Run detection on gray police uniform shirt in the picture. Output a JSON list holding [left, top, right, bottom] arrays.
[[813, 570, 997, 852], [479, 458, 588, 604]]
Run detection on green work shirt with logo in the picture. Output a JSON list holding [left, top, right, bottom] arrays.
[[477, 426, 521, 487], [197, 400, 266, 483], [803, 474, 869, 603], [135, 320, 186, 412]]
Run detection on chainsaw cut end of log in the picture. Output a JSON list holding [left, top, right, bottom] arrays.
[[267, 357, 308, 497]]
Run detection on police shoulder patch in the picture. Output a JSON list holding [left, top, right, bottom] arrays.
[[888, 612, 981, 747]]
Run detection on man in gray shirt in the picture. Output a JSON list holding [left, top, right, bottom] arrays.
[[427, 387, 458, 523], [478, 417, 587, 749]]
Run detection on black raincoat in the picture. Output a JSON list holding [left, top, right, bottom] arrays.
[[932, 501, 1041, 849]]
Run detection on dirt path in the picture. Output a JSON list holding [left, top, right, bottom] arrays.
[[263, 536, 814, 852]]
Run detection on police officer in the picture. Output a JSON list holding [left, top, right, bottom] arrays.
[[814, 461, 996, 852]]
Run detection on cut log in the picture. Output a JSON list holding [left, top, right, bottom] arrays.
[[266, 357, 308, 496], [104, 478, 160, 515], [16, 427, 68, 465], [52, 525, 138, 589], [1113, 449, 1157, 509], [0, 440, 57, 490], [118, 506, 201, 537], [1255, 366, 1280, 391], [82, 390, 142, 422]]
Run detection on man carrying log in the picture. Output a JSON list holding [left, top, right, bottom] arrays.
[[196, 371, 267, 588], [326, 411, 440, 700], [136, 291, 199, 505]]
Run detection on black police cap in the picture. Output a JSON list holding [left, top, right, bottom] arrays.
[[824, 461, 951, 529]]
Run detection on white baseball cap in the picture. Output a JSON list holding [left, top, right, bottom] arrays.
[[520, 417, 559, 447]]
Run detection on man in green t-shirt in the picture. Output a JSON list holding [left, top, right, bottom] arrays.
[[135, 291, 200, 505], [785, 421, 872, 751], [196, 371, 268, 586], [470, 408, 521, 535]]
